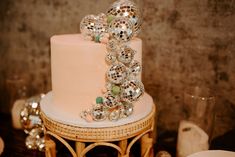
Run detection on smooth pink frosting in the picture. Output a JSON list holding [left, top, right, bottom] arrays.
[[51, 34, 142, 108]]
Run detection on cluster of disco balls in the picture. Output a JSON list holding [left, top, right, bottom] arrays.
[[20, 94, 45, 151], [80, 0, 144, 122], [80, 0, 142, 43]]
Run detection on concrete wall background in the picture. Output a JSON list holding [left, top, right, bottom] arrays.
[[0, 0, 235, 138]]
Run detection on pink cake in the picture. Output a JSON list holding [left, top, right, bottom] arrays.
[[40, 34, 154, 127], [51, 34, 142, 109], [41, 0, 154, 127]]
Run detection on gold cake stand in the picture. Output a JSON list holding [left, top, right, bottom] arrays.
[[41, 104, 156, 157]]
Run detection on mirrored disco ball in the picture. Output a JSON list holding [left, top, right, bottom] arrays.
[[119, 102, 133, 118], [129, 60, 141, 75], [117, 45, 135, 64], [109, 109, 120, 121], [20, 95, 43, 134], [80, 14, 107, 37], [106, 39, 120, 53], [36, 137, 45, 152], [91, 105, 107, 121], [121, 79, 144, 103], [25, 127, 45, 151], [107, 0, 142, 36], [29, 127, 43, 138], [25, 136, 38, 150], [95, 14, 108, 35], [25, 95, 41, 114], [105, 53, 116, 64], [106, 62, 127, 84], [103, 92, 118, 108], [108, 17, 134, 42]]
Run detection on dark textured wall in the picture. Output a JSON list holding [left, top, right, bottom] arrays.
[[0, 0, 235, 138]]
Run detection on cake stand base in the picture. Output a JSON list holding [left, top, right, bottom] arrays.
[[41, 105, 156, 157]]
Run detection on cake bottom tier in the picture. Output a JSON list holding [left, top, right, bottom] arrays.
[[40, 92, 154, 128]]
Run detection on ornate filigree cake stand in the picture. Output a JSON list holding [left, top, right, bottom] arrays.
[[41, 104, 156, 157]]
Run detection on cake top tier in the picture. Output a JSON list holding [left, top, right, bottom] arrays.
[[50, 0, 145, 122], [50, 33, 143, 111]]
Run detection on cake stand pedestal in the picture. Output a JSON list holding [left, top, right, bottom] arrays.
[[41, 104, 156, 157]]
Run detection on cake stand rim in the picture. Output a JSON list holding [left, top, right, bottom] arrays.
[[41, 104, 156, 142]]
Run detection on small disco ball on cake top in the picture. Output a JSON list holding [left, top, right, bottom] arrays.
[[80, 0, 142, 43], [80, 0, 144, 122], [107, 0, 142, 36]]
